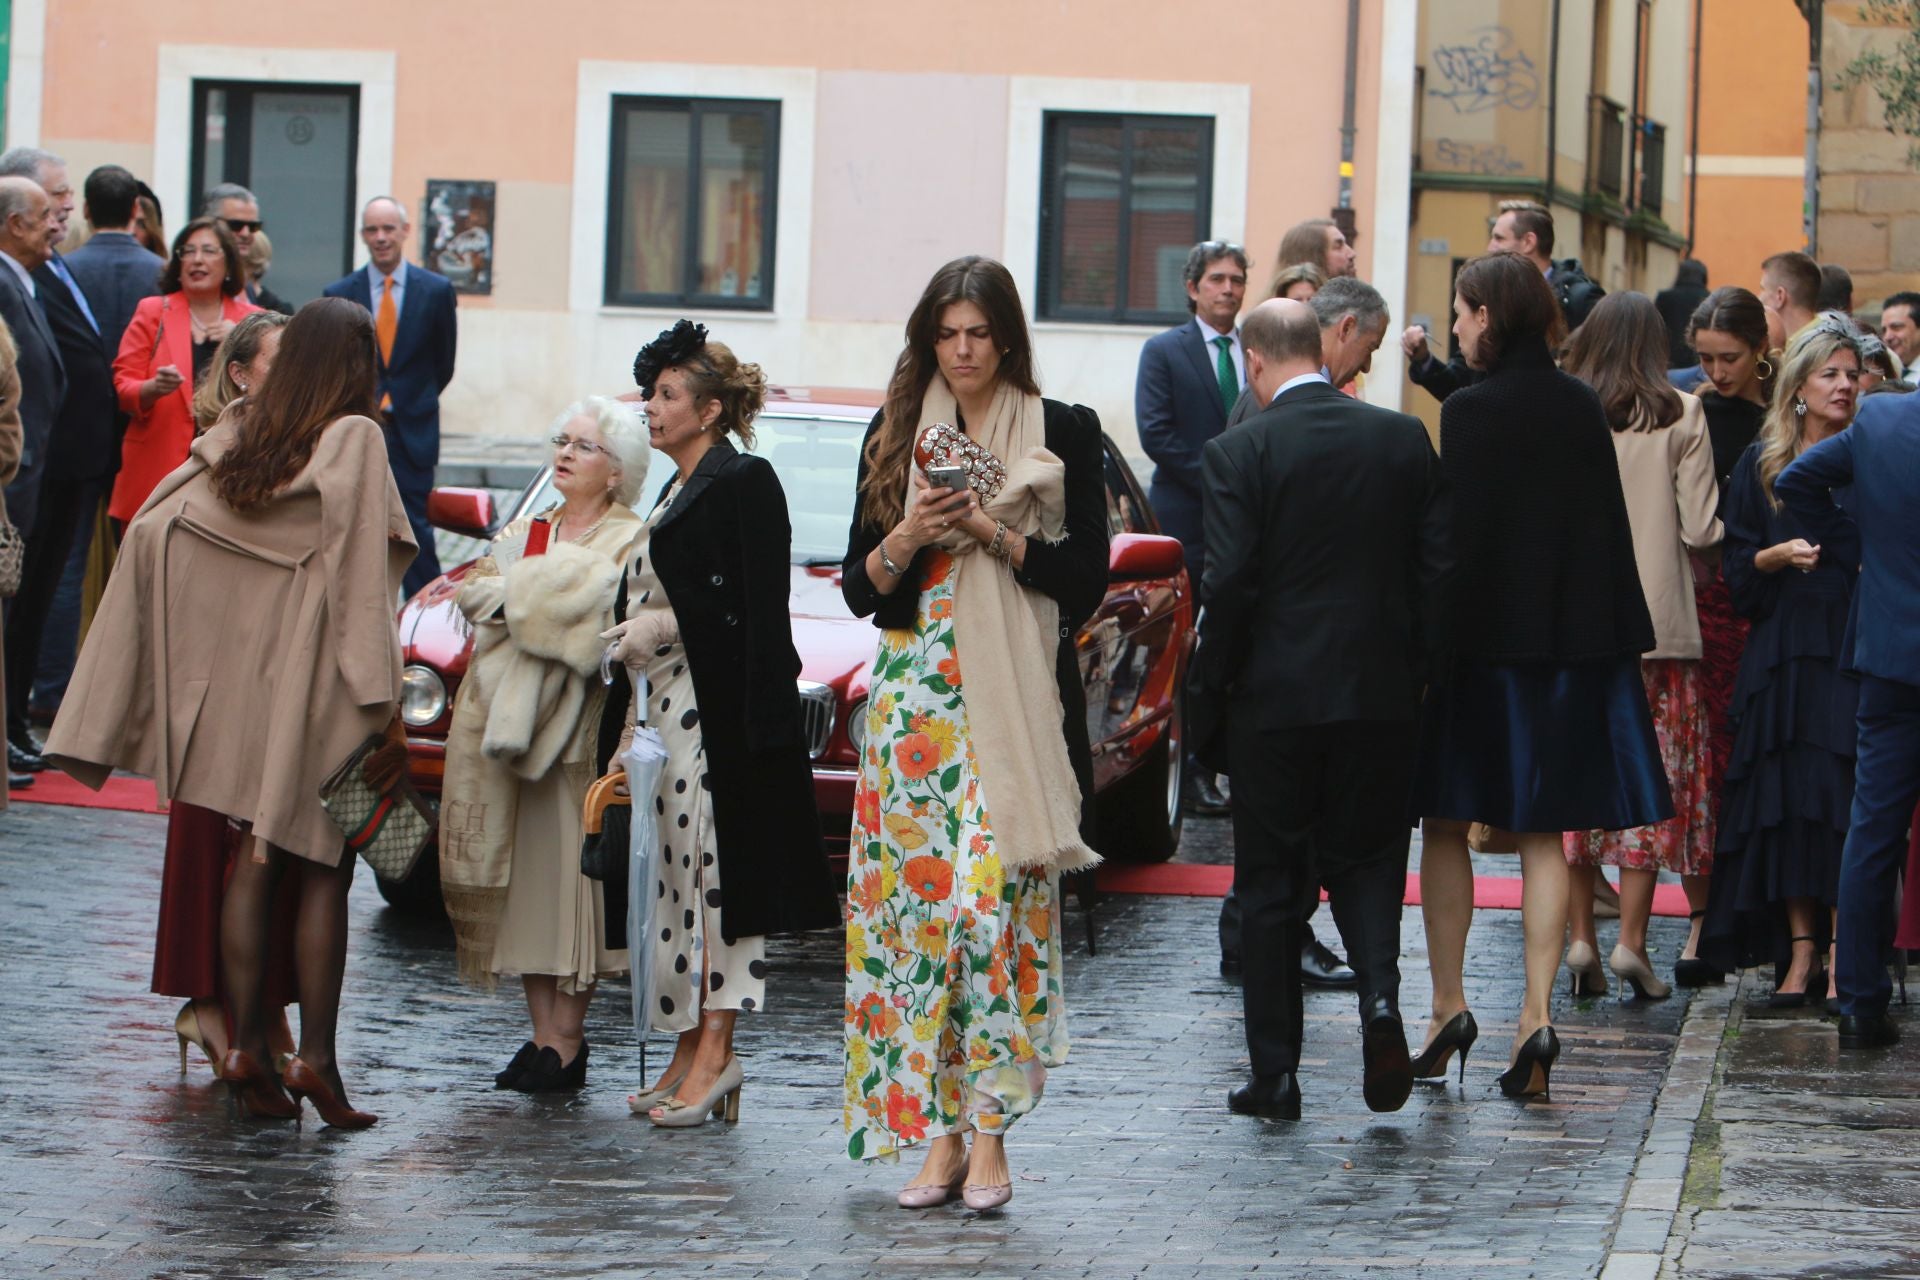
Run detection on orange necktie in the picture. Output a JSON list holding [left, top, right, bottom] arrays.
[[376, 274, 396, 411]]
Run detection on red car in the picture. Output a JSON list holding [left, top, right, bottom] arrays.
[[378, 389, 1193, 914]]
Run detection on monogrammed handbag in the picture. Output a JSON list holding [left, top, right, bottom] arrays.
[[318, 733, 437, 881], [0, 517, 22, 598]]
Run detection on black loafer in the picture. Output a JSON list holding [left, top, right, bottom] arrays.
[[1228, 1073, 1301, 1120], [494, 1040, 539, 1089], [1838, 1014, 1900, 1049], [8, 740, 46, 773], [1187, 772, 1231, 817], [1302, 937, 1358, 988], [8, 770, 33, 789], [1360, 996, 1413, 1114]]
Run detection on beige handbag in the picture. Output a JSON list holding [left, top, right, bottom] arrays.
[[0, 517, 22, 598]]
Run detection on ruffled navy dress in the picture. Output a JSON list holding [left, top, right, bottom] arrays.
[[1699, 443, 1858, 975]]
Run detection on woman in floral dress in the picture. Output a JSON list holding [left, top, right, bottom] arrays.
[[841, 257, 1108, 1210]]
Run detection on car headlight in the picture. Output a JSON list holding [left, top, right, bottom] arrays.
[[400, 664, 448, 727], [846, 697, 867, 756]]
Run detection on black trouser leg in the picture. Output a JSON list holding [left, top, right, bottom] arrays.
[[4, 465, 82, 742], [1323, 857, 1409, 1014], [1229, 720, 1316, 1078], [1219, 889, 1242, 962], [1317, 721, 1418, 1017]]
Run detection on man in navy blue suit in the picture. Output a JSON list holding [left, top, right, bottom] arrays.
[[1778, 379, 1920, 1050], [324, 196, 458, 596], [1134, 239, 1248, 827]]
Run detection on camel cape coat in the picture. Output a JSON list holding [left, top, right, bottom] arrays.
[[45, 413, 415, 865]]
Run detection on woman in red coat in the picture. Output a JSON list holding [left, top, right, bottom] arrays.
[[110, 217, 259, 523]]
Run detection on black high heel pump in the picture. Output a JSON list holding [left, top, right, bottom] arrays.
[[1410, 1010, 1479, 1083], [1497, 1026, 1560, 1099]]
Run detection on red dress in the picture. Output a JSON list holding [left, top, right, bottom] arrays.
[[151, 801, 298, 1007]]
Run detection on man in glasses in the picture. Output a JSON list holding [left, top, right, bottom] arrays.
[[324, 195, 460, 595], [201, 183, 289, 313]]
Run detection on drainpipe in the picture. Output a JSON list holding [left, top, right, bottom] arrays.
[[1332, 0, 1361, 244], [1688, 0, 1703, 252], [1546, 0, 1562, 201], [1802, 0, 1823, 252]]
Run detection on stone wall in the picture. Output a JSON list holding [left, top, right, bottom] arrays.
[[1820, 3, 1920, 307]]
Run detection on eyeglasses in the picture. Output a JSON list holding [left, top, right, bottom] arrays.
[[550, 434, 611, 457], [177, 246, 226, 259], [222, 218, 263, 234]]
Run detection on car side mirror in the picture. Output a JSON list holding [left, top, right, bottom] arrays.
[[1108, 532, 1185, 582], [427, 487, 496, 539]]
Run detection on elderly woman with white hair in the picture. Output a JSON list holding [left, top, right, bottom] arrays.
[[439, 395, 649, 1093]]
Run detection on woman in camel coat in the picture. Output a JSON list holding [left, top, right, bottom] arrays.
[[0, 321, 20, 813], [47, 298, 414, 1128]]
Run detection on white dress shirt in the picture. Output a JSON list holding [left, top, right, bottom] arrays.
[[1268, 369, 1331, 404], [0, 249, 38, 298]]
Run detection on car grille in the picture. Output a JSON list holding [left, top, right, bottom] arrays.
[[797, 681, 835, 759]]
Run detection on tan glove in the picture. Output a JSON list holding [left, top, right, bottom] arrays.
[[599, 610, 679, 671]]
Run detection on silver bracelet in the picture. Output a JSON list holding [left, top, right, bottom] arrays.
[[878, 535, 906, 577], [987, 520, 1009, 559]]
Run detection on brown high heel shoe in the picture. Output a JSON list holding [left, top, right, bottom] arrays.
[[282, 1056, 378, 1130], [221, 1049, 298, 1119]]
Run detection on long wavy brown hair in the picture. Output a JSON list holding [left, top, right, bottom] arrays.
[[859, 256, 1041, 529], [209, 298, 379, 510], [1562, 292, 1684, 432]]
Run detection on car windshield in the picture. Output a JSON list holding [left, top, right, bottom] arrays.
[[513, 412, 868, 566]]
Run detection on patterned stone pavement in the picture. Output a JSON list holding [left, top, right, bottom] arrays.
[[1, 803, 1713, 1278]]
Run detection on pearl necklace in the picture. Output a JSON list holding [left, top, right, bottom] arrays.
[[544, 503, 611, 544]]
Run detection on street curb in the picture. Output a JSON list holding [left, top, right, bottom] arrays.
[[1598, 978, 1736, 1280]]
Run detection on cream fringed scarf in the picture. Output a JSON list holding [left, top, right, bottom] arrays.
[[912, 375, 1100, 874]]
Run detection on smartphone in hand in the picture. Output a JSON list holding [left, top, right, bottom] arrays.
[[924, 464, 969, 495]]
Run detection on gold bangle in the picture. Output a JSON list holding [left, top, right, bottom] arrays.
[[987, 520, 1008, 559]]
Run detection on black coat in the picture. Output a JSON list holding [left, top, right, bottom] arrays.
[[842, 399, 1110, 843], [33, 257, 118, 482], [1438, 336, 1654, 663], [0, 260, 68, 535], [596, 438, 839, 940], [1191, 380, 1454, 770]]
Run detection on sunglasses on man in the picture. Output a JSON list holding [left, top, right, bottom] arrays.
[[223, 218, 263, 234]]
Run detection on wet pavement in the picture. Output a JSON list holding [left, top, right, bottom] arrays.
[[0, 801, 1891, 1279]]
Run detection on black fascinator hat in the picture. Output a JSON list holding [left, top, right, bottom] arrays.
[[632, 319, 709, 397]]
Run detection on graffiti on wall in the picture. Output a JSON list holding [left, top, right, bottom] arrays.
[[1432, 139, 1527, 175], [1428, 28, 1540, 113]]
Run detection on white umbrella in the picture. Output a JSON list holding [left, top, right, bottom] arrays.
[[619, 669, 671, 1080]]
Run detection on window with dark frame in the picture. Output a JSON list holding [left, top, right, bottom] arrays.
[[1038, 111, 1214, 325], [605, 96, 779, 309]]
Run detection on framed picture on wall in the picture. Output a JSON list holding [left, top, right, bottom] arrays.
[[423, 179, 494, 295]]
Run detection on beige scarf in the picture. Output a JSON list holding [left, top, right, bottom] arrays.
[[912, 375, 1099, 873]]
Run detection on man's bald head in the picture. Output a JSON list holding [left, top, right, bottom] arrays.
[[0, 175, 55, 268], [1240, 297, 1324, 405]]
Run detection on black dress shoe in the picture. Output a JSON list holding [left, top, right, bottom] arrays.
[[1838, 1014, 1900, 1049], [1186, 771, 1231, 817], [514, 1040, 590, 1092], [1228, 1073, 1302, 1119], [1360, 996, 1413, 1114], [494, 1040, 539, 1089], [8, 770, 34, 789], [1302, 937, 1358, 987], [8, 739, 46, 773]]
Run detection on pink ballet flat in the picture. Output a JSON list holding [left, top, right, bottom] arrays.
[[962, 1182, 1012, 1212], [896, 1169, 966, 1209]]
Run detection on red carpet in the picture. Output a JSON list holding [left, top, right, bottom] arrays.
[[1095, 860, 1693, 917], [10, 770, 165, 814]]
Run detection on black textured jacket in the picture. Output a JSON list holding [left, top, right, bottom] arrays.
[[596, 438, 839, 940], [842, 399, 1109, 840], [1437, 336, 1654, 663]]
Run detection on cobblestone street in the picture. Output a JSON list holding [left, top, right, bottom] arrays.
[[0, 803, 1713, 1278]]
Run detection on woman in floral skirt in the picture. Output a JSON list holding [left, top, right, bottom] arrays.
[[841, 256, 1108, 1210]]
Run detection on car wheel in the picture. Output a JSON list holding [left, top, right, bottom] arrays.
[[372, 837, 448, 919], [1095, 705, 1186, 864]]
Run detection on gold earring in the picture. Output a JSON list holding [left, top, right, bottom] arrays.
[[1756, 358, 1775, 380]]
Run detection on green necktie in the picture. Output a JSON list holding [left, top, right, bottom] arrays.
[[1213, 335, 1238, 412]]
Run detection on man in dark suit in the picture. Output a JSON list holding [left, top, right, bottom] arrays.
[[1217, 275, 1399, 990], [24, 164, 166, 731], [0, 175, 68, 777], [0, 149, 118, 769], [1135, 239, 1247, 820], [1195, 298, 1452, 1119], [324, 195, 459, 596], [1778, 382, 1920, 1051]]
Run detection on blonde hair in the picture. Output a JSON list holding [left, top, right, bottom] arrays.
[[191, 311, 289, 431], [1756, 314, 1865, 509], [1268, 261, 1326, 301]]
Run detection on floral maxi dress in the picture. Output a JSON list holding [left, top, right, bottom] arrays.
[[843, 549, 1067, 1162]]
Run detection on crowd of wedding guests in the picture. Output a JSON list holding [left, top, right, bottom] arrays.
[[1137, 212, 1919, 1126], [4, 155, 1917, 1218]]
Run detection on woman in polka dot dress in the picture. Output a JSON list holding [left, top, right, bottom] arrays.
[[601, 321, 839, 1129]]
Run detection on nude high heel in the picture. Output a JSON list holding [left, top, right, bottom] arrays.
[[627, 1072, 688, 1114], [1565, 941, 1608, 996], [648, 1057, 742, 1128], [1610, 944, 1672, 1000], [174, 1002, 226, 1078]]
